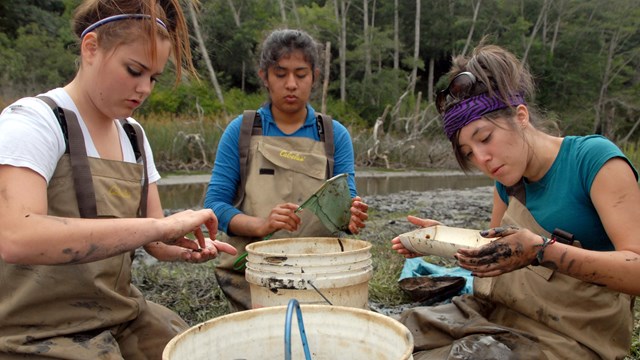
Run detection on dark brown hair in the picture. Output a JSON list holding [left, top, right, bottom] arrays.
[[258, 28, 321, 81]]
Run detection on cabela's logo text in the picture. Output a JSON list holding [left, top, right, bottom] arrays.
[[279, 150, 305, 162], [109, 184, 132, 199]]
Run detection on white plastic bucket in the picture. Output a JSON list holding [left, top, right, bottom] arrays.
[[163, 304, 414, 360], [245, 237, 373, 309]]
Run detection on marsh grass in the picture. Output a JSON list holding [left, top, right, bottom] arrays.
[[132, 260, 230, 324], [138, 114, 226, 172]]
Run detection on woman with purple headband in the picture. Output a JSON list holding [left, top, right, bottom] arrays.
[[0, 0, 236, 358], [392, 44, 640, 359]]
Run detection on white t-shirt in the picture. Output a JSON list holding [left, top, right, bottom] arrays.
[[0, 87, 160, 184]]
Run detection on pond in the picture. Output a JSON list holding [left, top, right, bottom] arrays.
[[158, 171, 493, 210]]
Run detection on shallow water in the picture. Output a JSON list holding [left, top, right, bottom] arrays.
[[158, 171, 492, 210]]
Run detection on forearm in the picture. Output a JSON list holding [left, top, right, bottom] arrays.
[[540, 243, 640, 295], [0, 214, 165, 265], [206, 202, 241, 233], [143, 184, 182, 262], [228, 213, 267, 238]]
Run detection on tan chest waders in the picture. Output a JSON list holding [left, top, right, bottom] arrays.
[[0, 97, 187, 359], [400, 182, 633, 360], [213, 110, 339, 312]]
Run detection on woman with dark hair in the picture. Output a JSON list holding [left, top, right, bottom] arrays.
[[0, 1, 236, 358], [204, 28, 368, 312], [392, 44, 639, 359]]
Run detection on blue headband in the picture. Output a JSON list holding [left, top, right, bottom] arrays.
[[442, 93, 526, 141], [81, 14, 168, 38]]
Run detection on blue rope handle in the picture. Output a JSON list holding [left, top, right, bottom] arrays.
[[284, 299, 312, 360]]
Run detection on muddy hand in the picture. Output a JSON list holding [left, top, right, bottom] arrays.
[[455, 226, 540, 277], [181, 238, 237, 263], [348, 196, 369, 234], [391, 216, 442, 258]]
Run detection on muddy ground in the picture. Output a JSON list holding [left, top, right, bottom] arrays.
[[362, 185, 495, 230]]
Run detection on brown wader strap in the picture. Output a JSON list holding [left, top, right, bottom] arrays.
[[317, 113, 335, 178], [505, 178, 526, 205], [37, 96, 148, 218], [38, 95, 98, 218], [121, 120, 149, 218], [235, 110, 260, 206]]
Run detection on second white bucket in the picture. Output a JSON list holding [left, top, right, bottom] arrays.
[[245, 237, 373, 309], [163, 304, 414, 360]]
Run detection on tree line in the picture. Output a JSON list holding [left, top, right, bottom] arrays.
[[1, 0, 640, 143]]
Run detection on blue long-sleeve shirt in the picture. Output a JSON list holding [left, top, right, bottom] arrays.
[[204, 103, 357, 234]]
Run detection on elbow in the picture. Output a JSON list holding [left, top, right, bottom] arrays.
[[0, 233, 29, 264], [0, 225, 46, 264], [203, 198, 213, 210]]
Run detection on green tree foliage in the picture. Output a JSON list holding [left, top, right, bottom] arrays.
[[0, 0, 66, 37], [0, 0, 76, 102]]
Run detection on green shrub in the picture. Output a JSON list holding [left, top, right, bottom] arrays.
[[622, 142, 640, 172], [142, 81, 224, 116]]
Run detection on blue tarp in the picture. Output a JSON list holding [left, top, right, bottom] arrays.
[[399, 257, 474, 295]]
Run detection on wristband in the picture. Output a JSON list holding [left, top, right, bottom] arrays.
[[531, 235, 555, 266]]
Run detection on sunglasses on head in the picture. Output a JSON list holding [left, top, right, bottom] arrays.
[[436, 71, 487, 114]]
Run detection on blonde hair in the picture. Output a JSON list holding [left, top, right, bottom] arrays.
[[72, 0, 197, 83]]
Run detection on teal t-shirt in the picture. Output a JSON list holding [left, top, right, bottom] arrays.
[[496, 135, 638, 251]]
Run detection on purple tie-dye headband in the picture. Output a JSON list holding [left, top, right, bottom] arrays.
[[442, 93, 526, 141]]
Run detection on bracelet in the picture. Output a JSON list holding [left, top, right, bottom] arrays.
[[532, 235, 556, 265]]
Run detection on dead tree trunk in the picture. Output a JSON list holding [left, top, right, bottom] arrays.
[[278, 0, 288, 25], [393, 0, 399, 70], [188, 2, 224, 104], [333, 0, 351, 102], [594, 28, 620, 134], [409, 0, 421, 93], [366, 105, 391, 168], [226, 0, 249, 92], [427, 59, 434, 104], [620, 117, 640, 144], [549, 0, 567, 57], [322, 41, 332, 114], [291, 0, 301, 26], [522, 0, 550, 65], [461, 0, 481, 57], [363, 0, 372, 79]]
